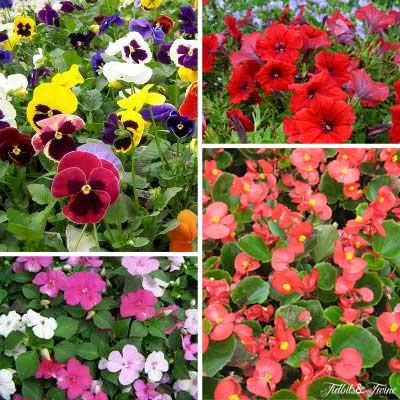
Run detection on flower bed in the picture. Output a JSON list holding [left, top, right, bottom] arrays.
[[203, 0, 400, 144], [203, 148, 400, 399], [0, 0, 198, 251], [0, 256, 197, 400]]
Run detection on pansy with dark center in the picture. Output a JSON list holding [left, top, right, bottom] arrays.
[[60, 1, 83, 13], [0, 127, 35, 166], [13, 16, 36, 39], [166, 111, 195, 138], [176, 44, 198, 70], [179, 6, 196, 36], [98, 13, 124, 35], [123, 39, 149, 63], [51, 151, 120, 224], [38, 4, 60, 27], [32, 114, 85, 162]]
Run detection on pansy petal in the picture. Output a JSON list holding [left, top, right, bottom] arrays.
[[51, 167, 86, 198], [100, 159, 121, 181], [88, 167, 120, 203], [63, 190, 111, 224], [58, 150, 101, 175], [31, 133, 45, 152], [44, 136, 77, 162]]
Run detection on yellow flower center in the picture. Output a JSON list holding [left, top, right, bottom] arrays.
[[188, 49, 194, 56], [243, 183, 251, 192], [390, 323, 398, 333], [283, 283, 292, 291], [341, 168, 348, 174], [298, 235, 306, 242], [12, 146, 21, 156], [378, 196, 385, 203], [349, 186, 355, 191], [280, 341, 289, 350], [212, 169, 218, 176], [259, 173, 266, 180], [392, 155, 398, 162], [81, 184, 92, 195], [304, 154, 311, 162], [230, 231, 236, 238], [357, 189, 363, 194], [342, 154, 349, 159], [211, 216, 220, 223], [265, 373, 273, 383], [47, 110, 53, 117], [309, 199, 316, 206], [307, 166, 313, 172], [215, 317, 223, 324], [345, 252, 353, 261], [54, 131, 63, 140], [228, 395, 240, 400], [355, 216, 363, 223], [243, 260, 250, 269], [326, 338, 332, 347], [355, 241, 361, 249]]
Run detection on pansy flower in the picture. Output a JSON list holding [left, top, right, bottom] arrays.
[[31, 114, 85, 162], [116, 110, 146, 151], [179, 82, 198, 121], [166, 112, 195, 138], [38, 4, 60, 27], [141, 0, 162, 10], [105, 32, 152, 64], [117, 84, 166, 111], [13, 16, 35, 40], [0, 127, 35, 165], [27, 83, 78, 131], [51, 151, 120, 224], [170, 39, 198, 70], [102, 61, 152, 85]]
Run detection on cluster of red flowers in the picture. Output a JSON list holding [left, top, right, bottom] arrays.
[[203, 148, 400, 399], [203, 4, 400, 143]]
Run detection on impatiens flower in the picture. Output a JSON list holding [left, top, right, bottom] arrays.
[[145, 351, 169, 382], [184, 309, 198, 335], [0, 369, 16, 400], [174, 371, 197, 398], [36, 357, 65, 379], [0, 127, 35, 165], [142, 275, 168, 297], [120, 289, 157, 320], [14, 256, 52, 272], [51, 151, 120, 224], [333, 348, 363, 380], [0, 311, 23, 338], [82, 391, 108, 400], [214, 379, 250, 400], [57, 359, 92, 400], [182, 335, 197, 361], [203, 202, 235, 240], [31, 114, 85, 161], [22, 309, 57, 339], [63, 271, 105, 310], [122, 256, 159, 276], [247, 358, 283, 398], [377, 312, 400, 346], [32, 270, 66, 298], [107, 344, 145, 385], [133, 379, 160, 400]]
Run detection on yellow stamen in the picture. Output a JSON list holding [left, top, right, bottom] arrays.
[[304, 154, 311, 162], [12, 146, 21, 156], [283, 283, 292, 291], [309, 199, 316, 206], [355, 216, 363, 223], [306, 166, 313, 172], [342, 154, 349, 160], [390, 323, 398, 333], [265, 373, 273, 383], [188, 49, 194, 56], [341, 168, 348, 174], [392, 155, 398, 162], [215, 317, 223, 324], [211, 216, 220, 223], [259, 173, 266, 180], [378, 196, 385, 203], [280, 341, 289, 350], [81, 184, 91, 195], [349, 186, 355, 191], [228, 396, 240, 400], [355, 241, 361, 249], [345, 252, 353, 261], [177, 123, 184, 130], [243, 261, 250, 269], [326, 338, 332, 347], [243, 183, 251, 192], [54, 131, 62, 140], [211, 169, 218, 176], [357, 190, 363, 194], [298, 235, 306, 242]]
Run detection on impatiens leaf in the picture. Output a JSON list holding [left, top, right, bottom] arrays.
[[54, 340, 76, 363], [55, 316, 79, 339], [372, 220, 400, 258], [203, 335, 236, 377], [231, 276, 270, 307], [331, 324, 382, 368], [237, 234, 271, 262], [93, 310, 114, 329], [307, 377, 362, 399], [22, 380, 44, 400], [16, 351, 40, 379]]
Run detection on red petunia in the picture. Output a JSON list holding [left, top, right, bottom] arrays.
[[51, 151, 120, 224], [256, 60, 296, 94], [298, 25, 332, 52], [230, 32, 263, 68], [389, 105, 400, 143], [346, 68, 389, 107], [227, 64, 256, 104], [203, 34, 218, 73], [284, 96, 355, 143], [289, 71, 347, 114], [0, 127, 35, 166], [227, 109, 254, 132], [355, 4, 394, 34], [225, 16, 241, 40], [256, 23, 303, 64], [314, 50, 351, 85], [326, 11, 355, 45]]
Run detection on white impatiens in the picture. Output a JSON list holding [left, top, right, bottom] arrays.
[[0, 369, 16, 400], [144, 351, 169, 382], [142, 275, 169, 297], [0, 311, 24, 338], [174, 371, 198, 398], [102, 61, 152, 85], [22, 309, 57, 339], [4, 343, 26, 360]]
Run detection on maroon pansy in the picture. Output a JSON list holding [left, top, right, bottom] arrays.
[[0, 127, 35, 165], [51, 151, 120, 224], [32, 114, 85, 162]]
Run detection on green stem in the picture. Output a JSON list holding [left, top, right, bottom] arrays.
[[131, 147, 139, 207], [93, 224, 99, 249], [73, 224, 88, 252]]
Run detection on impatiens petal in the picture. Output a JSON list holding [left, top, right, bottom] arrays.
[[63, 190, 111, 224], [51, 166, 86, 198], [107, 351, 123, 372], [58, 151, 101, 176]]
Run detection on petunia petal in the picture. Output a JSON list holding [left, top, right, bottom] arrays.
[[51, 167, 86, 198]]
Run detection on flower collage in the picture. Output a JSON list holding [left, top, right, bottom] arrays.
[[3, 0, 400, 399]]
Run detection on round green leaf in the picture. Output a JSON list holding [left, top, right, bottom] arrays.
[[211, 173, 240, 210], [311, 225, 339, 262], [354, 272, 383, 307], [297, 300, 327, 332], [366, 176, 392, 201], [204, 270, 232, 284], [372, 220, 400, 258], [220, 242, 241, 275], [320, 171, 343, 204], [237, 234, 271, 262], [22, 379, 44, 399], [389, 372, 400, 397], [316, 262, 337, 290], [203, 335, 236, 377], [287, 340, 315, 368], [54, 340, 76, 363], [275, 304, 307, 330], [271, 390, 300, 400], [331, 324, 382, 368], [324, 306, 343, 325], [307, 377, 362, 400], [231, 276, 270, 307], [55, 316, 79, 340], [362, 253, 384, 270], [16, 351, 39, 379]]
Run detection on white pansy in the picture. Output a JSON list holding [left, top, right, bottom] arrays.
[[169, 39, 197, 68], [0, 311, 23, 338], [142, 276, 169, 297], [144, 351, 169, 382], [0, 73, 28, 98], [102, 61, 152, 85], [0, 369, 16, 400], [105, 32, 152, 64], [22, 309, 57, 340], [0, 99, 17, 127], [174, 371, 198, 397], [4, 343, 26, 360], [33, 48, 44, 68]]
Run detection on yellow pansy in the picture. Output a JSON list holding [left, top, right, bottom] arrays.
[[117, 110, 145, 148], [27, 83, 78, 131], [141, 0, 162, 10], [52, 65, 84, 89], [13, 16, 35, 40], [178, 67, 198, 83], [4, 34, 19, 50], [117, 84, 166, 112]]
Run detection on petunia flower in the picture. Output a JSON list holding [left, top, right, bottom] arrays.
[[120, 289, 157, 320], [63, 271, 105, 310], [0, 127, 35, 165], [32, 114, 85, 161], [56, 359, 92, 400], [179, 81, 198, 121], [355, 4, 394, 34], [144, 351, 169, 382], [122, 256, 159, 276], [107, 344, 145, 385], [51, 151, 120, 224], [32, 270, 66, 298]]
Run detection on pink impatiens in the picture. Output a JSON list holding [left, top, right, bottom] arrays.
[[120, 289, 157, 320], [122, 256, 159, 276], [32, 270, 66, 298]]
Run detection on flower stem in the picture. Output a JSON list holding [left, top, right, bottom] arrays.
[[131, 147, 139, 208], [93, 224, 99, 249], [73, 224, 88, 252]]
